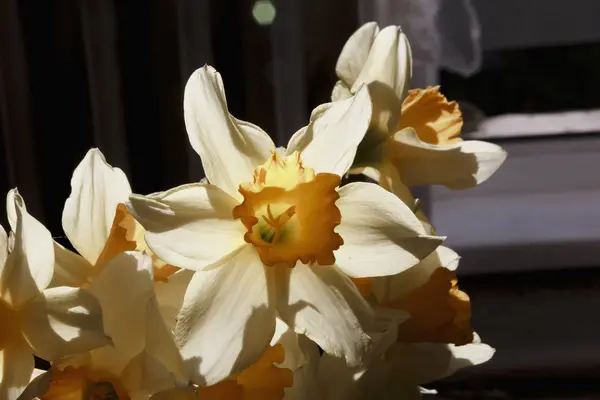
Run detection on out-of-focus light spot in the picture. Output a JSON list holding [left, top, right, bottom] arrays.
[[252, 0, 276, 26]]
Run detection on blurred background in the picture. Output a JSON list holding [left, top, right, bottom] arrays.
[[1, 0, 599, 398]]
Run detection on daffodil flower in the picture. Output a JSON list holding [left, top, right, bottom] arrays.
[[0, 190, 109, 400], [126, 65, 444, 386], [318, 247, 495, 399], [53, 148, 178, 289], [24, 252, 185, 400], [331, 22, 507, 203]]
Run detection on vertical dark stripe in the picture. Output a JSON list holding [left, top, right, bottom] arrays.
[[270, 0, 307, 145], [79, 0, 130, 174], [0, 0, 45, 224], [176, 0, 212, 180]]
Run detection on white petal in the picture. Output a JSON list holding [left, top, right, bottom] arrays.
[[385, 337, 495, 384], [283, 336, 322, 400], [62, 148, 132, 265], [18, 369, 52, 400], [120, 351, 178, 399], [175, 245, 275, 385], [154, 268, 195, 331], [20, 286, 109, 361], [0, 225, 7, 269], [371, 246, 460, 304], [50, 241, 93, 288], [143, 295, 185, 380], [295, 86, 372, 177], [1, 190, 54, 308], [0, 335, 34, 400], [351, 26, 412, 102], [127, 183, 246, 271], [87, 252, 156, 375], [335, 183, 444, 278], [286, 103, 332, 156], [392, 128, 507, 189], [331, 80, 353, 102], [274, 263, 372, 367], [335, 22, 380, 88], [184, 65, 275, 198]]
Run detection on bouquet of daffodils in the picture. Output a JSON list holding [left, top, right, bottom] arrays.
[[1, 23, 506, 400]]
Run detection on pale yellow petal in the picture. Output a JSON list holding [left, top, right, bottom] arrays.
[[50, 240, 93, 288], [62, 148, 132, 265], [87, 252, 156, 375], [0, 335, 34, 400], [385, 337, 495, 384], [391, 128, 507, 189], [154, 268, 195, 331], [0, 225, 7, 270], [335, 182, 444, 278], [184, 65, 275, 199], [351, 26, 412, 102], [370, 246, 460, 304], [20, 286, 110, 361], [127, 183, 246, 271], [335, 22, 380, 88], [1, 190, 54, 308], [331, 80, 353, 102], [175, 246, 275, 385], [274, 263, 372, 368], [293, 86, 372, 177]]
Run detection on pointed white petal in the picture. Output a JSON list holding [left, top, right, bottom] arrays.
[[0, 335, 34, 400], [352, 26, 412, 102], [386, 335, 495, 384], [62, 148, 132, 265], [335, 22, 380, 88], [335, 183, 443, 278], [50, 240, 93, 288], [127, 183, 245, 271], [331, 80, 353, 102], [296, 86, 372, 176], [0, 225, 7, 270], [154, 268, 195, 331], [184, 66, 275, 198], [20, 286, 109, 361], [1, 190, 54, 308], [371, 246, 460, 304], [275, 263, 372, 367], [17, 369, 52, 400], [392, 128, 507, 189], [175, 246, 275, 385], [87, 252, 156, 375]]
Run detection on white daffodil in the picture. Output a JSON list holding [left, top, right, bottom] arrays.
[[126, 65, 444, 385], [53, 148, 178, 289], [331, 22, 507, 203], [0, 190, 109, 400], [23, 252, 185, 400], [319, 247, 495, 399]]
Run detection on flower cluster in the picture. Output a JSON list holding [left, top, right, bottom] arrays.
[[2, 23, 506, 400]]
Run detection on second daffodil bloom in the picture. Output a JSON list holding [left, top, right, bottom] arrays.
[[0, 190, 109, 400], [319, 247, 495, 399], [53, 148, 178, 290], [126, 65, 444, 385], [23, 252, 185, 400], [331, 22, 507, 203]]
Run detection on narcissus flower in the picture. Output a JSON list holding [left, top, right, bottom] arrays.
[[319, 247, 495, 399], [24, 252, 184, 400], [331, 22, 507, 203], [0, 190, 108, 400], [127, 65, 444, 385], [53, 148, 178, 289]]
